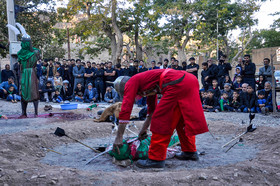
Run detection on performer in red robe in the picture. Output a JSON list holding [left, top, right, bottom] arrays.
[[113, 69, 208, 168]]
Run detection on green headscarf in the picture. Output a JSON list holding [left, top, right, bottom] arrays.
[[17, 41, 38, 63]]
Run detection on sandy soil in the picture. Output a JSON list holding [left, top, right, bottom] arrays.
[[0, 100, 280, 186]]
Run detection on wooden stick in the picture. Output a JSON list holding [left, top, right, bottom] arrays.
[[66, 135, 100, 153]]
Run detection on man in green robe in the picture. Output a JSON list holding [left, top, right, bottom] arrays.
[[17, 36, 40, 118]]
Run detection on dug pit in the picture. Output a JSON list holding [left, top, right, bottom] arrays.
[[41, 132, 258, 172]]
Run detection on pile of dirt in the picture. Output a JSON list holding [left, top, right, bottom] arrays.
[[0, 100, 280, 185]]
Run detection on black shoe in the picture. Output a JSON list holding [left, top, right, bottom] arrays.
[[136, 159, 165, 169], [175, 151, 199, 161]]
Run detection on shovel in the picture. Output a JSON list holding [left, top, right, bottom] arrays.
[[54, 127, 100, 153], [222, 124, 256, 148]]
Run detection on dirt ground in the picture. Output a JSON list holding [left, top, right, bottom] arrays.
[[0, 100, 280, 186]]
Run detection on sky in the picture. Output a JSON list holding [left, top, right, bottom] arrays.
[[253, 0, 279, 30]]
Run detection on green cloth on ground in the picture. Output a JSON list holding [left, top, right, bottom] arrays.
[[109, 135, 179, 161], [109, 141, 132, 160]]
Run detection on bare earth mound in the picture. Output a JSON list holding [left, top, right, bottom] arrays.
[[0, 101, 279, 185]]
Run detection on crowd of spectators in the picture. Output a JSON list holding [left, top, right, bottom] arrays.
[[0, 54, 278, 114], [200, 55, 277, 114]]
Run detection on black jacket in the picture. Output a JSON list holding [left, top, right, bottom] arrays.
[[242, 62, 256, 79], [205, 97, 219, 107]]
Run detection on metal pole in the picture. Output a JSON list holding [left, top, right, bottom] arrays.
[[216, 11, 219, 61], [270, 53, 277, 114], [67, 27, 71, 59], [6, 0, 18, 69]]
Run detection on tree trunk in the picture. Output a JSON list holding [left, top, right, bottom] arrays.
[[135, 28, 143, 60], [176, 36, 189, 63], [231, 27, 254, 66], [223, 36, 230, 58], [112, 0, 123, 64]]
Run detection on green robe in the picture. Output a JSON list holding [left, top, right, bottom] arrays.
[[17, 41, 40, 102]]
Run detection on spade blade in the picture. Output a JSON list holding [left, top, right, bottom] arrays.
[[246, 124, 257, 133], [54, 127, 66, 137]]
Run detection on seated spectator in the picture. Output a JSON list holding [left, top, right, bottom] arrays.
[[241, 85, 257, 113], [219, 92, 230, 112], [262, 81, 275, 112], [199, 90, 207, 105], [84, 83, 98, 103], [74, 83, 85, 102], [104, 86, 119, 103], [1, 64, 15, 82], [220, 83, 233, 100], [6, 86, 21, 103], [43, 81, 55, 103], [203, 89, 220, 112], [53, 89, 63, 103], [222, 75, 233, 88], [256, 90, 267, 114], [256, 75, 265, 91], [53, 71, 63, 91], [208, 79, 220, 99], [0, 77, 18, 99], [233, 75, 243, 92], [228, 90, 241, 112], [232, 66, 242, 83], [238, 83, 248, 112], [60, 80, 73, 101]]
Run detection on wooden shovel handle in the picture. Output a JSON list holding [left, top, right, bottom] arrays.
[[66, 135, 100, 153]]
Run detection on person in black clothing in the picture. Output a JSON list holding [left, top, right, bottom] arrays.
[[43, 81, 55, 103], [122, 60, 131, 76], [163, 59, 169, 69], [1, 64, 15, 83], [238, 83, 249, 112], [217, 54, 232, 88], [206, 58, 218, 83], [182, 61, 187, 70], [256, 75, 265, 91], [115, 63, 123, 77], [241, 85, 257, 113], [60, 80, 72, 101], [138, 60, 148, 73], [221, 75, 233, 89], [84, 61, 94, 86], [172, 60, 183, 70], [208, 79, 220, 99], [95, 64, 105, 101], [69, 59, 76, 89], [203, 89, 220, 112], [241, 54, 256, 90], [62, 59, 70, 81], [201, 62, 210, 90], [73, 83, 85, 102], [104, 62, 116, 87], [55, 62, 64, 78], [13, 62, 20, 87], [130, 60, 139, 76], [169, 57, 176, 68], [186, 57, 199, 78]]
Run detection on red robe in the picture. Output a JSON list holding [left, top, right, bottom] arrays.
[[119, 69, 208, 136]]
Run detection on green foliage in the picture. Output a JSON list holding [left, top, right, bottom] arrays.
[[0, 0, 59, 58], [246, 29, 280, 53]]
